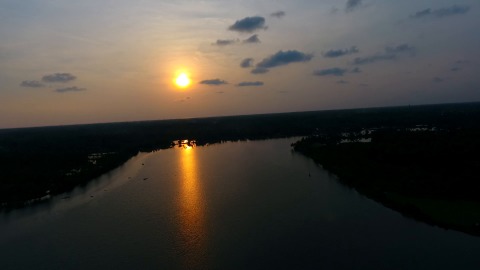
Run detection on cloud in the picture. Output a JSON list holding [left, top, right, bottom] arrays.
[[353, 54, 395, 65], [351, 67, 362, 73], [345, 0, 362, 12], [323, 46, 359, 58], [410, 5, 470, 19], [270, 11, 285, 18], [20, 80, 45, 88], [199, 79, 228, 85], [237, 81, 264, 87], [251, 67, 269, 74], [213, 39, 238, 46], [433, 77, 444, 83], [256, 50, 313, 69], [330, 7, 340, 14], [240, 58, 254, 68], [243, 34, 260, 44], [42, 73, 76, 83], [55, 86, 86, 93], [451, 67, 461, 72], [175, 96, 191, 103], [313, 68, 348, 77], [337, 80, 349, 84], [385, 44, 415, 55], [228, 16, 266, 33], [353, 43, 415, 65], [411, 9, 432, 19]]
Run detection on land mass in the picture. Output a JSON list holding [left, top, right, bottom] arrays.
[[1, 102, 480, 225], [293, 127, 480, 236]]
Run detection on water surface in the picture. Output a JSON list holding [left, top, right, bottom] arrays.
[[1, 138, 479, 269]]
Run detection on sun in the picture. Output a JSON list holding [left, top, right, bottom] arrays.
[[175, 73, 191, 88]]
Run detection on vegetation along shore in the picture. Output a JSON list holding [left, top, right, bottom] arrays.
[[1, 102, 480, 237]]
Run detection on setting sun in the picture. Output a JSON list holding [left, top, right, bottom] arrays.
[[175, 73, 191, 88]]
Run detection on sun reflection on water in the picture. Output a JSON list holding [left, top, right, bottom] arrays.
[[177, 145, 207, 268]]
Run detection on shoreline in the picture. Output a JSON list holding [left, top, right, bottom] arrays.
[[2, 102, 480, 210], [292, 128, 480, 237]]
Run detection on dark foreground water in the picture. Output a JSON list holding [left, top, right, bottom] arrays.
[[1, 138, 479, 269]]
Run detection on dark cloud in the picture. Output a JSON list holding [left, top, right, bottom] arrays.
[[270, 11, 285, 18], [55, 86, 86, 93], [228, 16, 266, 33], [330, 7, 339, 14], [243, 34, 260, 44], [20, 80, 45, 88], [410, 5, 470, 19], [345, 0, 362, 12], [42, 73, 76, 83], [240, 58, 254, 68], [433, 77, 444, 83], [451, 67, 461, 72], [337, 80, 349, 84], [351, 67, 362, 73], [213, 39, 238, 46], [353, 44, 415, 65], [199, 79, 228, 85], [251, 67, 269, 74], [385, 44, 415, 55], [323, 46, 359, 58], [175, 97, 191, 103], [313, 68, 348, 77], [237, 81, 264, 87], [353, 54, 395, 65], [256, 50, 313, 69], [411, 9, 432, 19]]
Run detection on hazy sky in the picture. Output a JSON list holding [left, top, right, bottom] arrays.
[[1, 0, 479, 128]]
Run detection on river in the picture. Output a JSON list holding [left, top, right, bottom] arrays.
[[1, 138, 479, 269]]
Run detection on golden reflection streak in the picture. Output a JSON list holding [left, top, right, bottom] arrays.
[[177, 146, 207, 268]]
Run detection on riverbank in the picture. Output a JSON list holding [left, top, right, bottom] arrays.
[[293, 128, 480, 236], [2, 102, 480, 209]]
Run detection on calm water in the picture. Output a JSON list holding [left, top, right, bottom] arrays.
[[1, 138, 479, 269]]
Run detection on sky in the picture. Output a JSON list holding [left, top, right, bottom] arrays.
[[1, 0, 479, 128]]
